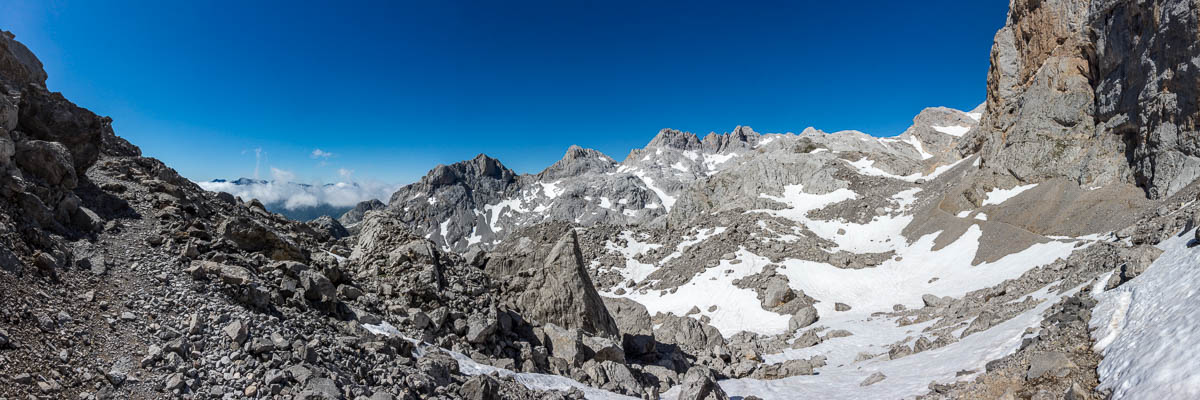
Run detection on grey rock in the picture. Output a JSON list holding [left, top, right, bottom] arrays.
[[223, 320, 248, 345], [583, 335, 625, 364], [460, 374, 500, 400], [860, 371, 887, 386], [465, 313, 497, 344], [677, 366, 729, 400], [922, 294, 950, 308], [788, 305, 819, 332], [543, 323, 589, 367], [1026, 352, 1077, 380], [489, 228, 619, 338]]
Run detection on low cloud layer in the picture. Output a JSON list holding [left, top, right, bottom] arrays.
[[197, 179, 398, 210]]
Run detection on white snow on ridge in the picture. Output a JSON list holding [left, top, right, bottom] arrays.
[[703, 153, 737, 173], [537, 181, 565, 199], [902, 135, 933, 159], [932, 125, 971, 137], [1091, 229, 1200, 399], [965, 111, 983, 121], [483, 198, 528, 233], [982, 183, 1038, 206], [842, 156, 970, 183], [628, 169, 676, 211]]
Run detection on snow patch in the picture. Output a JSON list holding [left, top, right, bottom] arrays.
[[982, 184, 1038, 206], [932, 125, 970, 137], [1090, 228, 1200, 399]]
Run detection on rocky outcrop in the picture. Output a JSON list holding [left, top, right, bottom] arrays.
[[487, 225, 619, 338], [336, 198, 384, 226], [677, 366, 729, 400], [0, 31, 46, 87], [967, 0, 1200, 198]]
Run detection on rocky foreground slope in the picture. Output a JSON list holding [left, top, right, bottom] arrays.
[[3, 0, 1200, 399]]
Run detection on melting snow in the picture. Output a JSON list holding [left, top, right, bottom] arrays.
[[753, 184, 912, 254], [932, 125, 970, 137], [694, 281, 1087, 400], [902, 135, 933, 160], [369, 326, 636, 399], [703, 153, 737, 172], [1091, 228, 1200, 399], [537, 181, 565, 199], [483, 198, 528, 233], [843, 157, 969, 183], [982, 184, 1038, 206], [605, 231, 664, 282], [629, 169, 676, 211], [446, 347, 638, 399]]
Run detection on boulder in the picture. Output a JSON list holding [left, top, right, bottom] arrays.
[[788, 305, 819, 332], [585, 360, 643, 395], [17, 86, 105, 174], [583, 335, 625, 364], [309, 216, 349, 240], [300, 269, 336, 303], [860, 372, 887, 387], [218, 216, 305, 261], [0, 30, 48, 87], [677, 366, 728, 400], [1026, 352, 1076, 380], [655, 313, 725, 352], [543, 323, 589, 367], [602, 297, 656, 356], [15, 140, 76, 189], [751, 359, 814, 379], [460, 374, 500, 400], [921, 294, 950, 308]]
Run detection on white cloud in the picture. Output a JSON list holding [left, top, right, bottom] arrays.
[[337, 168, 354, 178], [270, 167, 296, 183], [253, 147, 263, 179], [197, 179, 399, 211], [311, 148, 335, 159]]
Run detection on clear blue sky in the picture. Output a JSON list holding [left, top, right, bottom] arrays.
[[2, 1, 1009, 185]]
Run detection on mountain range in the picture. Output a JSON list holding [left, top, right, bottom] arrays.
[[1, 0, 1199, 399]]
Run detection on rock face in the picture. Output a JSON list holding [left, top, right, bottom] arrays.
[[1091, 0, 1200, 198], [487, 226, 619, 338], [337, 198, 384, 226], [966, 0, 1200, 198]]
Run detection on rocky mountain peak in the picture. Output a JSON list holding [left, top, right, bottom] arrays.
[[423, 153, 516, 190], [537, 145, 615, 180], [647, 128, 703, 150], [700, 125, 760, 153]]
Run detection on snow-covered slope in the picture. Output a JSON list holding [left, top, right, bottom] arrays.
[[1091, 229, 1200, 399]]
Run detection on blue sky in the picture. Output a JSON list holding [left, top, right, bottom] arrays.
[[2, 1, 1008, 186]]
